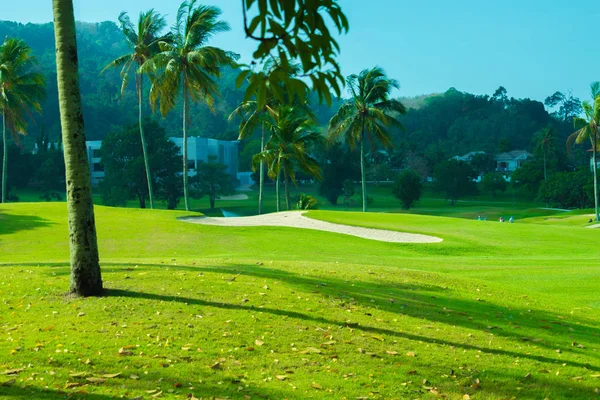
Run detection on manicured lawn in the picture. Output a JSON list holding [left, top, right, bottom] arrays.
[[0, 203, 599, 399]]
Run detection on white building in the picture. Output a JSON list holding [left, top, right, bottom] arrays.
[[168, 137, 239, 179], [495, 150, 533, 172], [86, 141, 104, 185]]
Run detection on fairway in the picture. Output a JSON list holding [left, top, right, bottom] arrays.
[[0, 203, 599, 399]]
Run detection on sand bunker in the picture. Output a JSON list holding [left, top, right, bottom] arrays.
[[181, 211, 442, 243]]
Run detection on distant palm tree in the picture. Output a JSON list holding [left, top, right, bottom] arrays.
[[255, 106, 321, 210], [52, 0, 102, 296], [103, 10, 168, 209], [0, 38, 45, 204], [569, 82, 600, 221], [328, 67, 406, 212], [535, 127, 554, 206], [143, 0, 238, 211], [229, 96, 276, 214]]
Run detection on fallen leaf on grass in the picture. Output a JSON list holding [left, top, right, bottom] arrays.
[[299, 347, 322, 354], [65, 382, 82, 389], [102, 373, 122, 379], [386, 350, 398, 355], [371, 335, 385, 342], [69, 372, 87, 378], [276, 375, 287, 381], [2, 368, 24, 375], [311, 382, 323, 390], [86, 377, 107, 384], [151, 391, 163, 398], [118, 348, 133, 356], [406, 352, 416, 357], [130, 374, 140, 380], [255, 340, 264, 346]]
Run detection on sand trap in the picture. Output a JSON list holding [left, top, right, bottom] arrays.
[[218, 194, 249, 201], [181, 211, 442, 243]]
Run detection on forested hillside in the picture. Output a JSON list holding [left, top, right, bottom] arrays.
[[0, 20, 584, 167]]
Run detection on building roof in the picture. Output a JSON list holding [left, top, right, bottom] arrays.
[[494, 150, 533, 161]]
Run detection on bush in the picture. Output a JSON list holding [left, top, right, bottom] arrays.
[[481, 172, 507, 198], [539, 168, 593, 209], [392, 169, 423, 209], [297, 193, 318, 210]]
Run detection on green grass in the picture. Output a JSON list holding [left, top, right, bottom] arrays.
[[0, 203, 599, 399]]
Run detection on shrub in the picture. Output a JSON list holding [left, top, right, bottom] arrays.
[[392, 169, 423, 209]]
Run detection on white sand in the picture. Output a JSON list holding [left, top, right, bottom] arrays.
[[181, 211, 442, 243]]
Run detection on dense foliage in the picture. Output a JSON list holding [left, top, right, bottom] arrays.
[[392, 169, 423, 209]]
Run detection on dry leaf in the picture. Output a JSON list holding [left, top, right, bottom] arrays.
[[69, 372, 87, 378], [102, 373, 122, 379], [276, 375, 287, 381], [65, 382, 82, 389], [406, 351, 416, 357], [86, 377, 107, 384], [255, 340, 264, 346], [118, 348, 133, 356], [311, 382, 323, 390], [151, 391, 163, 398], [130, 374, 140, 380], [2, 368, 24, 375], [299, 347, 322, 354], [371, 335, 385, 342], [386, 350, 398, 355]]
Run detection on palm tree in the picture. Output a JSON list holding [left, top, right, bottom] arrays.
[[143, 0, 238, 211], [0, 38, 45, 203], [52, 0, 103, 296], [569, 82, 600, 221], [103, 10, 168, 209], [254, 106, 321, 210], [535, 127, 554, 206], [328, 67, 406, 212], [229, 96, 276, 214]]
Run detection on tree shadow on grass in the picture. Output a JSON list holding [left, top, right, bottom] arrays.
[[0, 210, 54, 237], [0, 378, 289, 400], [101, 262, 600, 353], [105, 286, 600, 373]]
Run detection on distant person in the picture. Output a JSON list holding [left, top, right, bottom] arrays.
[[589, 218, 594, 224], [509, 216, 514, 223], [499, 217, 504, 223], [477, 216, 481, 221]]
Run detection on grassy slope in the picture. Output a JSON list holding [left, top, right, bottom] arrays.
[[0, 203, 599, 399]]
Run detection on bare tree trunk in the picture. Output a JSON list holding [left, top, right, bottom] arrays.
[[1, 111, 7, 204], [276, 169, 280, 212], [182, 81, 190, 211], [52, 0, 102, 296], [360, 126, 367, 212], [258, 124, 264, 215], [284, 165, 290, 211], [137, 74, 154, 209]]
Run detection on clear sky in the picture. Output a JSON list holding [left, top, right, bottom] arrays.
[[3, 0, 599, 102]]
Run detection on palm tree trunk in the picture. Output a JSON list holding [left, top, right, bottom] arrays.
[[276, 169, 280, 212], [182, 81, 190, 211], [258, 124, 264, 215], [360, 126, 367, 213], [593, 136, 599, 221], [52, 0, 102, 296], [2, 111, 7, 204], [137, 73, 154, 209], [284, 165, 290, 211]]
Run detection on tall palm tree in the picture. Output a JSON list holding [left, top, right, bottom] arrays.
[[0, 38, 45, 203], [229, 96, 276, 214], [535, 127, 554, 206], [52, 0, 103, 296], [569, 82, 600, 221], [254, 106, 321, 210], [103, 10, 168, 209], [143, 0, 237, 211], [328, 67, 406, 212]]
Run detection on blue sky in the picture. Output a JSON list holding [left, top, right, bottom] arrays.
[[3, 0, 599, 103]]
